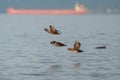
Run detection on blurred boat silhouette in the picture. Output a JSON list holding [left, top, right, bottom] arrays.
[[7, 3, 88, 15]]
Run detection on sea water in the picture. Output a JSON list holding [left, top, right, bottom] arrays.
[[0, 14, 120, 80]]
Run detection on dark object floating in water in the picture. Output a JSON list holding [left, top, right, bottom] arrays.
[[68, 41, 83, 53], [96, 46, 106, 49], [44, 25, 61, 35], [50, 40, 66, 47]]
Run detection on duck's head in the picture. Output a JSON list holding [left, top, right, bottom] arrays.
[[49, 25, 52, 28], [50, 41, 56, 44], [49, 25, 54, 28]]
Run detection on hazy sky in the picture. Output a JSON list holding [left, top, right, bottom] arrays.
[[0, 0, 120, 13]]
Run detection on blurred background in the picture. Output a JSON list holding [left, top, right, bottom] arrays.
[[0, 1, 120, 80], [0, 0, 120, 14]]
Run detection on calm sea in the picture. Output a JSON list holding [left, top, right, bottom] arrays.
[[0, 14, 120, 80]]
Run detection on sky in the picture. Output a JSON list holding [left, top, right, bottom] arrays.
[[0, 0, 120, 13]]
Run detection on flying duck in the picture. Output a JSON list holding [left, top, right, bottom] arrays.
[[68, 41, 83, 53], [50, 40, 66, 47], [44, 25, 61, 35]]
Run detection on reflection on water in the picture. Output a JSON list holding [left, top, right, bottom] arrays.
[[0, 14, 120, 80]]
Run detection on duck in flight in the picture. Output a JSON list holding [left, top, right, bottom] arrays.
[[44, 25, 61, 35], [68, 41, 83, 53], [50, 40, 66, 47]]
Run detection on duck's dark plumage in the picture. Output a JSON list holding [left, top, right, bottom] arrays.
[[96, 46, 106, 49]]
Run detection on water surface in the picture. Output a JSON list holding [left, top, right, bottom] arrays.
[[0, 14, 120, 80]]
